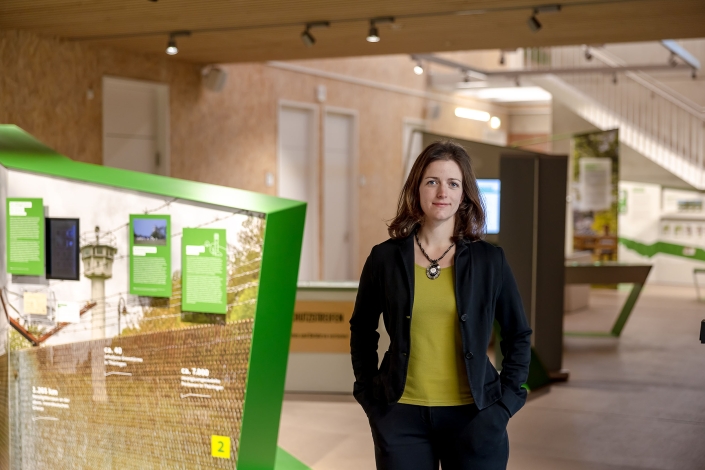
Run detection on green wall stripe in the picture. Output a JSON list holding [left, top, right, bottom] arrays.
[[619, 237, 705, 262]]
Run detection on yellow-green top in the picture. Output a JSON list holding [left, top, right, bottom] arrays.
[[399, 264, 474, 406]]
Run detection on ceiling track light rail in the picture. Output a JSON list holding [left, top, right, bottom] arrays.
[[413, 53, 697, 81], [76, 1, 663, 51], [411, 54, 486, 80]]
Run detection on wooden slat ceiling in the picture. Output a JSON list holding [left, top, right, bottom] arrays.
[[2, 0, 704, 64]]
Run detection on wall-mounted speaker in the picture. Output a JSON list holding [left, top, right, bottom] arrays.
[[425, 101, 441, 120], [202, 66, 228, 92]]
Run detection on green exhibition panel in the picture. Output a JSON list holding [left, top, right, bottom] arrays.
[[6, 198, 45, 276], [0, 126, 308, 470]]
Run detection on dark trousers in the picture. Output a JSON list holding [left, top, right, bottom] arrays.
[[367, 402, 510, 470]]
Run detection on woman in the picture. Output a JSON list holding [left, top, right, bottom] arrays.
[[350, 141, 532, 470]]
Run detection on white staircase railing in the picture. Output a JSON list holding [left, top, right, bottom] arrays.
[[524, 46, 705, 189]]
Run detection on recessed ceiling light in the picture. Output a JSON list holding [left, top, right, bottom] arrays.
[[454, 107, 491, 122], [458, 86, 552, 103], [489, 116, 501, 129]]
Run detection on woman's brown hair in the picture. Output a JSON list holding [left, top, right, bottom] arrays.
[[388, 141, 486, 242]]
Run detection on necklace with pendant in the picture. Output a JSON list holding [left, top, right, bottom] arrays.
[[415, 233, 455, 280]]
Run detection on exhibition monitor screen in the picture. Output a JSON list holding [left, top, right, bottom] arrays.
[[478, 179, 501, 234], [46, 217, 80, 281]]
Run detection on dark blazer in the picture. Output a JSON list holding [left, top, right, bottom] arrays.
[[349, 233, 532, 416]]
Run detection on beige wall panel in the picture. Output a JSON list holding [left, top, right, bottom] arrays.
[[247, 64, 427, 269]]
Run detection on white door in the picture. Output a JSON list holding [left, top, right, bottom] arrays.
[[323, 112, 355, 281], [103, 77, 169, 175], [403, 119, 425, 180], [278, 105, 318, 281]]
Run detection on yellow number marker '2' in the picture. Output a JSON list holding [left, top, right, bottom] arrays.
[[211, 435, 231, 459]]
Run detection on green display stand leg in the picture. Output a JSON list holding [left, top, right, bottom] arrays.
[[611, 283, 643, 336], [525, 348, 551, 391], [565, 283, 644, 338], [494, 324, 551, 392]]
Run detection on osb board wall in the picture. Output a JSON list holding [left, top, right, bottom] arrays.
[[0, 30, 201, 168], [0, 30, 509, 276]]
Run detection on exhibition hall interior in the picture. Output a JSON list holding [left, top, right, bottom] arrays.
[[1, 1, 704, 469]]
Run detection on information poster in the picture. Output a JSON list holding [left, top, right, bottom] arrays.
[[571, 130, 619, 261], [7, 198, 45, 275], [182, 228, 227, 314], [129, 214, 171, 297]]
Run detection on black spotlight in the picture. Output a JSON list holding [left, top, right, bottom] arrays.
[[301, 22, 330, 48], [366, 23, 380, 43], [301, 28, 315, 47], [527, 5, 560, 33], [366, 17, 394, 43], [527, 14, 541, 32]]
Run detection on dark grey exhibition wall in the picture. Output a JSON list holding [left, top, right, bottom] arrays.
[[499, 154, 567, 373], [535, 156, 568, 372], [498, 156, 537, 324], [421, 132, 537, 179]]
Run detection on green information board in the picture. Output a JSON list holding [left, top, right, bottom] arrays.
[[129, 214, 171, 297], [6, 197, 45, 275], [182, 227, 227, 314]]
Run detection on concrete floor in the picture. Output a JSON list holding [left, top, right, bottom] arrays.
[[277, 284, 705, 470]]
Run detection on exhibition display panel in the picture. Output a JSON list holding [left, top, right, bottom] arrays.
[[0, 126, 307, 469]]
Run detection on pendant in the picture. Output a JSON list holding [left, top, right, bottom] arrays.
[[426, 263, 441, 280]]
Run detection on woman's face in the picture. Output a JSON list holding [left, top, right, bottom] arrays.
[[418, 159, 463, 225]]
